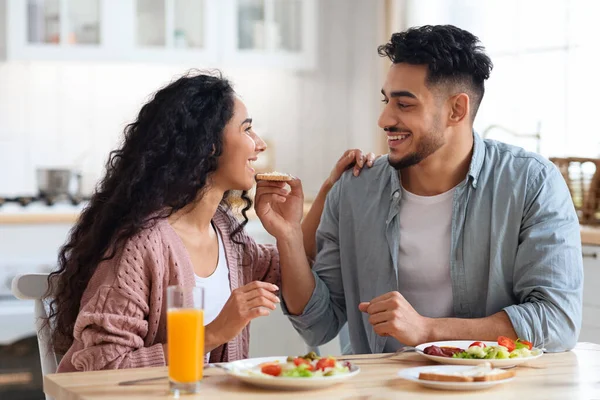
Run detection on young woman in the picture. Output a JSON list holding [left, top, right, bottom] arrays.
[[49, 71, 374, 372]]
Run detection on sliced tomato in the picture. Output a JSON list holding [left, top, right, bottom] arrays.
[[315, 357, 336, 371], [517, 339, 533, 350], [498, 336, 516, 352], [469, 341, 487, 348], [293, 357, 314, 371], [261, 363, 282, 377]]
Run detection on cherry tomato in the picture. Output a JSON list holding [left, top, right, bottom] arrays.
[[469, 341, 487, 348], [518, 339, 533, 350], [261, 363, 282, 377], [293, 357, 314, 371], [315, 357, 336, 371], [498, 336, 516, 352]]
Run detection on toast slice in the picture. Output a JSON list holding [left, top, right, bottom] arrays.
[[418, 362, 516, 383], [472, 369, 515, 382], [418, 372, 474, 382], [255, 172, 293, 182]]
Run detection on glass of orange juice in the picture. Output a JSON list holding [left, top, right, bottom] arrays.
[[167, 286, 204, 395]]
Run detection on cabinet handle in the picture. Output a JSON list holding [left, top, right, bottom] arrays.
[[583, 252, 598, 259]]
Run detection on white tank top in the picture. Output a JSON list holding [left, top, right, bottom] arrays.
[[194, 229, 231, 326]]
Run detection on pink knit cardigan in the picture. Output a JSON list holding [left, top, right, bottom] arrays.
[[57, 207, 280, 372]]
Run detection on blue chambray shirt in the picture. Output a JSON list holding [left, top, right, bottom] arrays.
[[283, 132, 583, 353]]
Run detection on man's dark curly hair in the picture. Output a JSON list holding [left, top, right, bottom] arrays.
[[46, 70, 251, 354], [378, 25, 493, 118]]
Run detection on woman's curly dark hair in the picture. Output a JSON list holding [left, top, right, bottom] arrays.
[[46, 70, 251, 354], [378, 24, 493, 117]]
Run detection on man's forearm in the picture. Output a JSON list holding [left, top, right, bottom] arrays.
[[425, 311, 517, 343], [277, 228, 316, 315]]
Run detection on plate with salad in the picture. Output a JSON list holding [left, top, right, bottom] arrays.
[[224, 352, 360, 390], [415, 337, 543, 368]]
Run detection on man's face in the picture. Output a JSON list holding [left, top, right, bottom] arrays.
[[379, 63, 446, 170]]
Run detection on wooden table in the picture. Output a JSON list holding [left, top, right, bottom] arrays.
[[45, 342, 600, 400]]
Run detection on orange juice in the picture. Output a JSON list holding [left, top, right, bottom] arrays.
[[167, 309, 204, 383]]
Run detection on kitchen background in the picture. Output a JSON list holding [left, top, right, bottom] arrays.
[[1, 0, 599, 399]]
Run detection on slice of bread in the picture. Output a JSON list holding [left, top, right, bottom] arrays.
[[418, 372, 474, 382], [418, 363, 516, 383], [255, 172, 293, 182]]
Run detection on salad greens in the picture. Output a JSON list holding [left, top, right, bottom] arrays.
[[253, 352, 352, 378], [452, 337, 540, 360]]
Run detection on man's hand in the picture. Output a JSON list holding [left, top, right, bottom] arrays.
[[359, 291, 432, 346]]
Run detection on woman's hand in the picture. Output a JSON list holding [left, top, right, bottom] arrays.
[[327, 149, 377, 188], [205, 281, 280, 351], [254, 178, 304, 240]]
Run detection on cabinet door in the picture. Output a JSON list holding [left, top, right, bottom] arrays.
[[6, 0, 109, 61], [131, 0, 218, 64], [222, 0, 317, 69], [581, 245, 600, 343]]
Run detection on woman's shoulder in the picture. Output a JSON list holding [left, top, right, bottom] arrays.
[[115, 217, 183, 262]]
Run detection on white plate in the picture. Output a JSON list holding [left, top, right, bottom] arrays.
[[415, 340, 543, 368], [398, 365, 515, 391], [223, 356, 360, 390]]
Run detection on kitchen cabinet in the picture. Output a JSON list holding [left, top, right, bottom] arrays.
[[221, 0, 317, 69], [1, 0, 110, 61], [581, 245, 600, 342], [0, 0, 317, 69]]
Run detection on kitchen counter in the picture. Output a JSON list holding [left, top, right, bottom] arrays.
[[0, 202, 315, 225], [2, 205, 599, 246]]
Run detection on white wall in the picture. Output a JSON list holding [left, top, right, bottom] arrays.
[[0, 0, 384, 199], [396, 0, 600, 158]]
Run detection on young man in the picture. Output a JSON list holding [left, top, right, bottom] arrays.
[[278, 25, 583, 353]]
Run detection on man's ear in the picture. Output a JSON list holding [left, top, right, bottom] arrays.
[[448, 93, 470, 125]]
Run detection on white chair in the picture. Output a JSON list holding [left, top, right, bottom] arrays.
[[11, 273, 57, 400]]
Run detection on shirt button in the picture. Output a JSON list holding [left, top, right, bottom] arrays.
[[393, 192, 399, 199]]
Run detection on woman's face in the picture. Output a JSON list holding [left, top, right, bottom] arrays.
[[213, 97, 266, 191]]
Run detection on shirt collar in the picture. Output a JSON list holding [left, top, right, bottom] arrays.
[[388, 130, 484, 199]]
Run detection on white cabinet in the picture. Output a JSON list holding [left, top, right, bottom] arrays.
[[581, 245, 600, 343], [0, 0, 317, 69], [126, 0, 218, 64], [221, 0, 317, 69], [2, 0, 109, 61]]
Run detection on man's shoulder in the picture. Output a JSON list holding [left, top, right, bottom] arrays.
[[482, 139, 556, 180], [337, 155, 393, 191]]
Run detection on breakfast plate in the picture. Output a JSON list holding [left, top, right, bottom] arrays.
[[398, 365, 515, 391], [415, 338, 543, 368], [223, 355, 360, 390]]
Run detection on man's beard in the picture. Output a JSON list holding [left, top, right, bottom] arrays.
[[388, 126, 445, 170]]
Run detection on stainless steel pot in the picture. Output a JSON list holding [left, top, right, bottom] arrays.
[[36, 168, 82, 197]]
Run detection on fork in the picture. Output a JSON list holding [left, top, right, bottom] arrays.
[[336, 346, 417, 361]]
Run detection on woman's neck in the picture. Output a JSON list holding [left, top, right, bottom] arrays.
[[168, 186, 225, 235]]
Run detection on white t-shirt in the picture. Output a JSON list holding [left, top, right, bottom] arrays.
[[396, 185, 455, 318], [194, 229, 231, 327]]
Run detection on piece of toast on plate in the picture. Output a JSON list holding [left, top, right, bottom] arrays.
[[418, 362, 516, 382], [255, 172, 293, 182]]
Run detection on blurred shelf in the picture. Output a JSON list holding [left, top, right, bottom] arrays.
[[581, 225, 600, 246]]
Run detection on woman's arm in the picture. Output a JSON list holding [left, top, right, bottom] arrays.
[[302, 149, 376, 261]]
